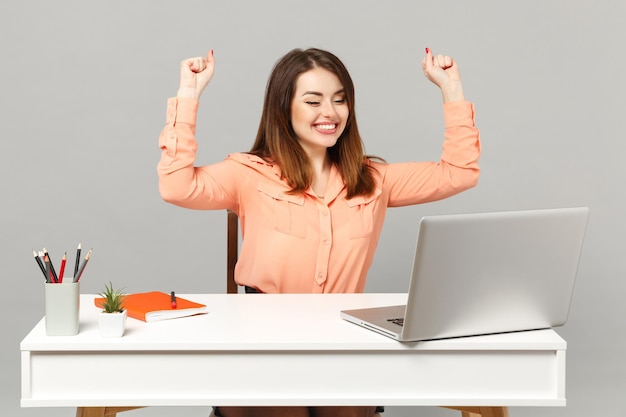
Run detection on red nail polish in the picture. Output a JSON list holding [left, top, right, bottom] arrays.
[[425, 47, 430, 54], [211, 49, 214, 56]]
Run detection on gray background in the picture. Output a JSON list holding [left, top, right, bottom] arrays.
[[1, 1, 624, 416]]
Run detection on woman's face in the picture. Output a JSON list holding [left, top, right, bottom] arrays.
[[290, 67, 349, 156]]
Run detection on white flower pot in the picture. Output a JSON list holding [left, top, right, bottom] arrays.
[[99, 310, 127, 337]]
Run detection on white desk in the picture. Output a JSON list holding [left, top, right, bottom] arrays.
[[21, 294, 566, 415]]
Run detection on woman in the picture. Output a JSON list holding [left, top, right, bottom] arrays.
[[158, 47, 480, 417]]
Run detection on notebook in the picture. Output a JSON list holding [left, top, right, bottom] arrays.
[[95, 291, 208, 322], [341, 207, 589, 341]]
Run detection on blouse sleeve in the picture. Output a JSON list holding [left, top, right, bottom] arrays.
[[156, 97, 239, 210], [383, 101, 481, 207]]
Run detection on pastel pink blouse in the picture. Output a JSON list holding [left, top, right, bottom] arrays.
[[158, 97, 480, 293]]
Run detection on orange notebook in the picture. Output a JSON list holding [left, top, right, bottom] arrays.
[[94, 291, 208, 322]]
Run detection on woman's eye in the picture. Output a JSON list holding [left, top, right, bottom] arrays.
[[334, 98, 346, 104], [305, 101, 320, 106]]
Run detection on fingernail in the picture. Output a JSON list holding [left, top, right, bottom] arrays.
[[211, 49, 214, 56], [425, 47, 430, 54]]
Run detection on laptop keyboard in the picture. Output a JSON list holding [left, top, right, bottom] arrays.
[[387, 318, 404, 326]]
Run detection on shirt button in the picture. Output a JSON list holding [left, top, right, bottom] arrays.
[[318, 272, 324, 278], [322, 211, 329, 216], [323, 239, 330, 245]]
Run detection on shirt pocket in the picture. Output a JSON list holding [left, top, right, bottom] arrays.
[[344, 188, 382, 239], [257, 184, 307, 239]]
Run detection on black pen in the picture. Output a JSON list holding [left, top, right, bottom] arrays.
[[171, 291, 177, 309], [33, 250, 48, 281]]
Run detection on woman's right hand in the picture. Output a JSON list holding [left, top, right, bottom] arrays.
[[177, 50, 215, 100]]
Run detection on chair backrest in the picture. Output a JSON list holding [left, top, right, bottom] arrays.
[[226, 210, 239, 294]]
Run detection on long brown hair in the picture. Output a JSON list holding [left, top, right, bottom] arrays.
[[249, 48, 380, 199]]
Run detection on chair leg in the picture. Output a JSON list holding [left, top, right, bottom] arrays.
[[456, 409, 481, 417], [76, 406, 145, 417], [475, 407, 509, 417], [444, 406, 510, 417], [76, 408, 105, 417]]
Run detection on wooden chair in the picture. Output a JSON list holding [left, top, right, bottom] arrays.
[[78, 211, 509, 417], [227, 210, 239, 294]]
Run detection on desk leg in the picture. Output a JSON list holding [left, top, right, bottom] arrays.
[[75, 407, 145, 417], [444, 406, 510, 417]]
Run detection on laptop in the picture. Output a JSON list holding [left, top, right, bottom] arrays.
[[341, 207, 589, 341]]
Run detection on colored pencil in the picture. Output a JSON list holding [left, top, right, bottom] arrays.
[[42, 248, 58, 283], [44, 254, 53, 283], [73, 249, 92, 282], [73, 242, 82, 279], [33, 250, 48, 281], [58, 252, 67, 283]]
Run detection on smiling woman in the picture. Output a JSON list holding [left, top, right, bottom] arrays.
[[158, 45, 479, 292], [157, 46, 480, 417]]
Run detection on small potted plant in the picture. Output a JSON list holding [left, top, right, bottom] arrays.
[[98, 281, 127, 337]]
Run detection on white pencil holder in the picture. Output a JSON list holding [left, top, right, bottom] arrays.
[[44, 281, 80, 336]]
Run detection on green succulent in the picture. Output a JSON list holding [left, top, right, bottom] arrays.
[[99, 281, 126, 313]]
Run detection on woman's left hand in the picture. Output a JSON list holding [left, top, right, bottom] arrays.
[[422, 48, 465, 102]]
